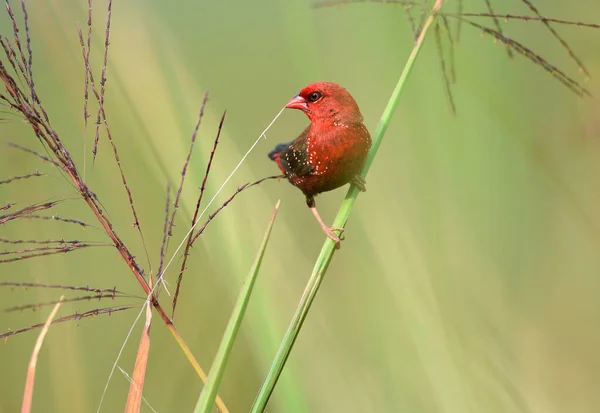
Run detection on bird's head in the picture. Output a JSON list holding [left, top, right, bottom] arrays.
[[285, 82, 363, 126]]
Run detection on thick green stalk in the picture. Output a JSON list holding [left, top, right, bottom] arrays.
[[249, 2, 444, 412], [194, 202, 280, 413]]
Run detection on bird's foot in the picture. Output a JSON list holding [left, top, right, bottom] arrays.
[[351, 175, 367, 192], [311, 205, 346, 249], [322, 226, 345, 249]]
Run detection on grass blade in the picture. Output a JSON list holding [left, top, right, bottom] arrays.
[[194, 200, 281, 413], [124, 300, 152, 413], [21, 296, 63, 413], [249, 1, 445, 411]]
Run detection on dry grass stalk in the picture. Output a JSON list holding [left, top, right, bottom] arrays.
[[20, 297, 64, 413], [124, 300, 152, 413]]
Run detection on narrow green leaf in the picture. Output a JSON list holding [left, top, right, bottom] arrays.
[[194, 200, 281, 413], [249, 2, 445, 412]]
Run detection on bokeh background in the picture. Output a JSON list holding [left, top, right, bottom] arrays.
[[1, 0, 600, 412]]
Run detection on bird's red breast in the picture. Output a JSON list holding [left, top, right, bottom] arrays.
[[269, 82, 371, 198]]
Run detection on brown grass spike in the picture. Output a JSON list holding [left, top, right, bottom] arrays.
[[0, 37, 32, 114], [0, 237, 90, 244], [1, 305, 134, 340], [483, 0, 513, 58], [0, 37, 24, 82], [166, 92, 209, 240], [0, 200, 62, 224], [197, 113, 225, 219], [456, 17, 591, 97], [416, 3, 427, 39], [5, 292, 139, 313], [19, 0, 34, 102], [82, 0, 92, 178], [171, 110, 225, 318], [519, 0, 589, 77], [1, 203, 15, 211], [0, 170, 44, 184], [5, 2, 50, 126], [440, 14, 456, 83], [402, 3, 418, 42], [0, 40, 22, 96], [92, 0, 112, 162], [1, 41, 67, 162], [189, 175, 284, 246], [455, 0, 463, 42], [0, 281, 124, 295], [75, 24, 152, 272], [313, 0, 418, 8], [0, 242, 108, 264], [22, 214, 95, 228], [7, 142, 62, 168], [0, 242, 108, 256], [4, 1, 30, 89], [0, 1, 173, 341], [156, 183, 171, 285], [434, 22, 456, 114], [453, 13, 600, 29]]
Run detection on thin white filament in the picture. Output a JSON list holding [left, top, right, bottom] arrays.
[[159, 104, 286, 283], [96, 303, 145, 413], [116, 366, 158, 413]]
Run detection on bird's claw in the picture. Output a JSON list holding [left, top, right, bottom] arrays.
[[351, 176, 367, 192], [324, 226, 345, 249]]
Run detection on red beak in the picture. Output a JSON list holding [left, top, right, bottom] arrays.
[[285, 95, 308, 112]]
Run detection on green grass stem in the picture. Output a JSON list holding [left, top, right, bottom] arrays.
[[194, 201, 280, 413], [249, 1, 444, 411]]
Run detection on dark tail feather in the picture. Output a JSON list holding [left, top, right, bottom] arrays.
[[268, 141, 293, 160]]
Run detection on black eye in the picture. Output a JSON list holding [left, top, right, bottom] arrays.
[[307, 91, 322, 102]]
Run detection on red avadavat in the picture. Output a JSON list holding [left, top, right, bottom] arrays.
[[269, 82, 371, 248]]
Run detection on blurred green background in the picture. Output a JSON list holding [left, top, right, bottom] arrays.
[[1, 0, 600, 412]]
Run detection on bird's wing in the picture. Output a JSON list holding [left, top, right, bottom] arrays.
[[277, 127, 314, 177]]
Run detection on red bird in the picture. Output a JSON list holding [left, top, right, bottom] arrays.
[[269, 82, 371, 248]]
